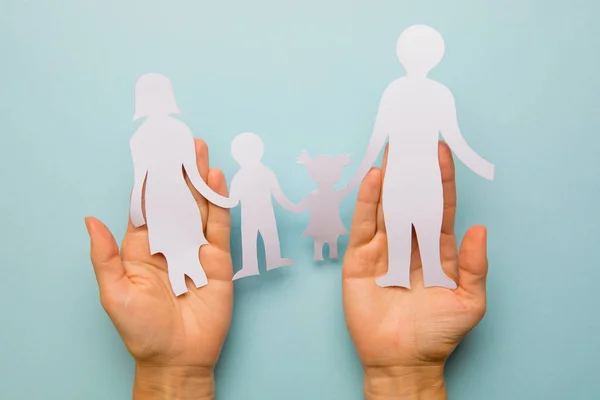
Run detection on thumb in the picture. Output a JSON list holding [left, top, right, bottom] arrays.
[[85, 217, 128, 303], [457, 225, 489, 301]]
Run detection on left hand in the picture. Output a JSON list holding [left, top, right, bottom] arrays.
[[85, 139, 233, 399]]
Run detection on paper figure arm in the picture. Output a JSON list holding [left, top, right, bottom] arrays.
[[286, 195, 310, 214], [269, 171, 297, 213], [129, 139, 147, 228], [439, 89, 495, 180], [338, 184, 356, 199], [346, 86, 395, 191], [182, 136, 239, 209], [228, 174, 242, 206]]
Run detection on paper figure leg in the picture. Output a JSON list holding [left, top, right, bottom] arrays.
[[413, 217, 457, 289], [166, 249, 203, 296], [260, 217, 292, 271], [328, 237, 339, 259], [376, 211, 412, 288], [184, 256, 208, 290], [233, 226, 260, 281], [313, 239, 324, 261]]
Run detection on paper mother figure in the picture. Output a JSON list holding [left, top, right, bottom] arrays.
[[229, 132, 295, 281], [130, 73, 237, 296], [348, 25, 495, 290]]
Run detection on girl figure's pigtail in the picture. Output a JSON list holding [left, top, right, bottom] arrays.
[[297, 150, 312, 164]]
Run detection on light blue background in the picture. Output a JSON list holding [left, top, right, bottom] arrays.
[[1, 0, 599, 399]]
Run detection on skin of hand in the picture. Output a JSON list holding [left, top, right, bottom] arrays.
[[343, 142, 489, 400], [85, 139, 233, 400]]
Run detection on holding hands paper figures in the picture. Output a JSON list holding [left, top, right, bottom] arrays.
[[349, 25, 495, 290], [292, 151, 353, 260], [130, 73, 236, 296], [125, 24, 494, 293], [229, 133, 294, 281]]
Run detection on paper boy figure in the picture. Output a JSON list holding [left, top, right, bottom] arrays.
[[229, 132, 295, 280]]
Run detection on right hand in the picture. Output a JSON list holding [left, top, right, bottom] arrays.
[[342, 142, 489, 399]]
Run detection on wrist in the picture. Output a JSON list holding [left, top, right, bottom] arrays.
[[133, 364, 215, 400], [364, 365, 446, 400]]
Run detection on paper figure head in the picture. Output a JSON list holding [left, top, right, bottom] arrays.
[[298, 151, 351, 187], [396, 25, 445, 78], [231, 132, 264, 167], [133, 73, 181, 120]]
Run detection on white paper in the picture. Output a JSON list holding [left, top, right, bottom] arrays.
[[229, 132, 294, 280], [130, 73, 237, 296], [290, 150, 352, 260], [348, 25, 495, 289]]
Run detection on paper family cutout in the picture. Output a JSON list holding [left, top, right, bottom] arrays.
[[229, 132, 294, 281], [130, 73, 237, 296], [293, 151, 353, 260], [128, 24, 494, 296], [347, 25, 495, 289]]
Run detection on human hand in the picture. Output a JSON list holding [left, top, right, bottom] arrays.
[[85, 139, 233, 400], [342, 142, 489, 400]]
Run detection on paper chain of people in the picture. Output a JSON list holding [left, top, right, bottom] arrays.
[[128, 25, 495, 297]]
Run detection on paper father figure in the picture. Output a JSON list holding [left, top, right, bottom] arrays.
[[130, 73, 237, 296], [348, 25, 495, 290]]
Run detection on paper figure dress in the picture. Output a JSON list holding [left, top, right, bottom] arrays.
[[130, 73, 236, 296], [292, 151, 353, 260]]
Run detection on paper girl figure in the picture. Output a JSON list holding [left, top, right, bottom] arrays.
[[290, 151, 352, 260], [229, 132, 295, 280], [347, 25, 495, 290], [130, 73, 237, 296]]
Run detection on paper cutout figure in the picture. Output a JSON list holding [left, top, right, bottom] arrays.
[[229, 132, 295, 280], [291, 151, 352, 260], [348, 25, 495, 290], [130, 73, 237, 296]]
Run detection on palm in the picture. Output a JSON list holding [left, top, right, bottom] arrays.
[[87, 139, 233, 369], [344, 235, 481, 368], [343, 142, 488, 370], [110, 229, 233, 367]]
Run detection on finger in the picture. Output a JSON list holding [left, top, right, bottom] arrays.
[[347, 168, 382, 248], [456, 225, 488, 300], [376, 144, 388, 234], [126, 180, 148, 235], [438, 141, 459, 280], [126, 216, 146, 235], [85, 217, 129, 305], [439, 141, 456, 236], [185, 139, 210, 231], [201, 169, 234, 282], [205, 169, 231, 252]]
